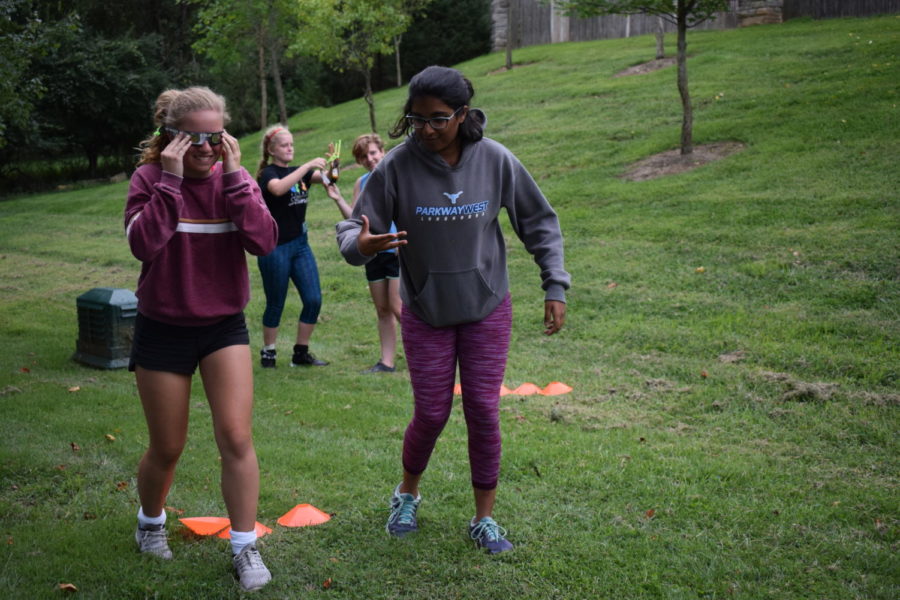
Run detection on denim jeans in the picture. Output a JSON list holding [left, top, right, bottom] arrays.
[[257, 232, 322, 327]]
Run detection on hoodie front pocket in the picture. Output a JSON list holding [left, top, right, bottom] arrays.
[[415, 269, 498, 327]]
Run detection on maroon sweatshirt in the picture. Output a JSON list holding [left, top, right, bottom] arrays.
[[125, 163, 278, 326]]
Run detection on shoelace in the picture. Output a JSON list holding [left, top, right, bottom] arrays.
[[394, 496, 418, 524], [470, 518, 506, 542], [141, 528, 168, 549], [237, 547, 265, 570]]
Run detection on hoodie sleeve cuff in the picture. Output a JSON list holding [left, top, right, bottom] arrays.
[[544, 283, 567, 304]]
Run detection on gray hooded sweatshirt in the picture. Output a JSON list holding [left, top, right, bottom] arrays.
[[336, 132, 570, 328]]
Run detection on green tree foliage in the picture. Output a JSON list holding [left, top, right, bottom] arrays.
[[398, 0, 492, 83], [32, 18, 169, 176], [0, 0, 68, 150], [556, 0, 730, 154], [291, 0, 417, 132]]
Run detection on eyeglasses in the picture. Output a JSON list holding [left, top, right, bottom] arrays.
[[405, 106, 463, 130], [165, 127, 224, 146]]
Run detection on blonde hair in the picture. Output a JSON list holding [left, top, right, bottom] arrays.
[[256, 124, 291, 179], [352, 133, 384, 164], [136, 86, 230, 166]]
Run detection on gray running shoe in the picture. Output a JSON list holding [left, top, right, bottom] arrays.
[[386, 484, 421, 537], [469, 516, 514, 554], [233, 544, 272, 591], [135, 524, 173, 559]]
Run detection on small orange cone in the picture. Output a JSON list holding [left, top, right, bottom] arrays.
[[217, 521, 272, 539], [453, 383, 462, 395], [541, 381, 572, 396], [511, 382, 542, 395], [179, 517, 231, 536], [277, 504, 332, 527]]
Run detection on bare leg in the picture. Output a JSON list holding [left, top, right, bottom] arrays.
[[199, 345, 259, 532], [474, 487, 497, 520], [368, 279, 398, 367], [399, 469, 422, 497], [296, 321, 315, 346], [136, 367, 191, 517], [262, 326, 278, 347]]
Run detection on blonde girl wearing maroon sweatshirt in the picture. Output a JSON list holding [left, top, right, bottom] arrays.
[[124, 86, 276, 591]]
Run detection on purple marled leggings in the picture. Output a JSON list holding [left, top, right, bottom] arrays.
[[400, 294, 512, 490]]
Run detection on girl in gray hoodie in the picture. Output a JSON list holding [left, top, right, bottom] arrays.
[[335, 66, 570, 554]]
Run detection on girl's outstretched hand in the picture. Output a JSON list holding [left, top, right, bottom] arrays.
[[543, 300, 566, 335], [356, 214, 407, 256], [220, 132, 241, 173]]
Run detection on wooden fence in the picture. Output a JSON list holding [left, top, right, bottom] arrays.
[[493, 0, 740, 51], [492, 0, 900, 51], [783, 0, 900, 19]]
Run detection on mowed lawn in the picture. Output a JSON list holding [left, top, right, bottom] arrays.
[[0, 14, 897, 600]]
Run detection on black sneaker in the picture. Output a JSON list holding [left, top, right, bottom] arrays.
[[363, 361, 396, 374], [260, 348, 276, 368], [291, 346, 328, 367]]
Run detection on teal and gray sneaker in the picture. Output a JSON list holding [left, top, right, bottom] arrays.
[[386, 484, 421, 537], [469, 516, 514, 554]]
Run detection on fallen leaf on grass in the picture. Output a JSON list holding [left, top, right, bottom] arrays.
[[645, 509, 656, 519], [83, 512, 96, 520], [19, 367, 30, 373], [322, 577, 333, 589], [104, 434, 116, 442], [70, 442, 81, 452], [115, 481, 128, 491], [607, 282, 618, 289], [695, 266, 706, 273], [55, 464, 67, 471], [68, 386, 80, 393], [6, 536, 12, 545], [329, 557, 339, 563], [58, 583, 78, 592], [700, 370, 709, 378], [165, 505, 185, 515]]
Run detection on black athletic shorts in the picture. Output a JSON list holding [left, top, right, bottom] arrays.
[[128, 312, 250, 375], [364, 252, 400, 283]]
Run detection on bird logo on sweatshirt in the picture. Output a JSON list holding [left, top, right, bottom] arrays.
[[443, 191, 464, 205]]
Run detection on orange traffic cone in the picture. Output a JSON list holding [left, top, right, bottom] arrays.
[[510, 382, 542, 395], [541, 381, 573, 395], [277, 504, 332, 527], [179, 517, 230, 536]]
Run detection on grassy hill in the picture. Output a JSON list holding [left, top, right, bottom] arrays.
[[0, 15, 897, 599]]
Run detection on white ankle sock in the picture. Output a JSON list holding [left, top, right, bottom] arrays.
[[137, 506, 166, 528], [263, 343, 276, 351], [230, 529, 257, 555]]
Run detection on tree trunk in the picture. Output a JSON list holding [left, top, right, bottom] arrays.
[[363, 68, 377, 132], [269, 44, 287, 124], [87, 149, 98, 178], [258, 41, 267, 130], [676, 5, 692, 155], [505, 0, 513, 70], [394, 34, 403, 87], [655, 16, 665, 59]]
